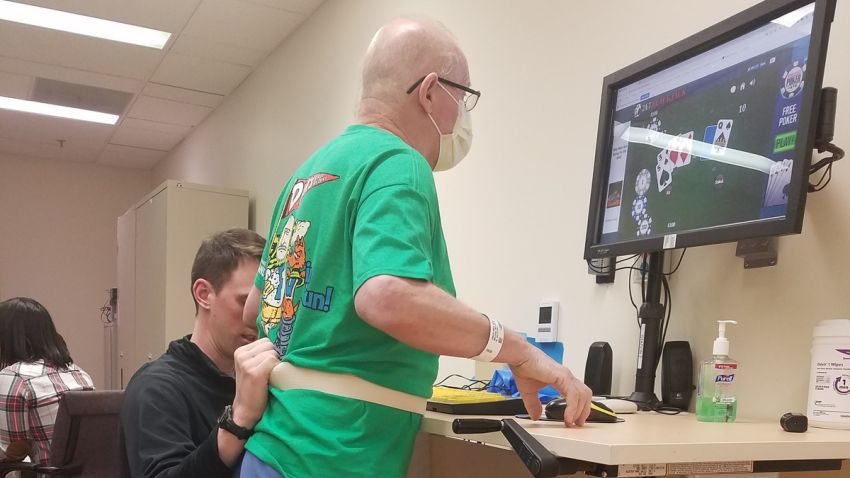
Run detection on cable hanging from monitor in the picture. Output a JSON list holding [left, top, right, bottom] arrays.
[[809, 143, 844, 192]]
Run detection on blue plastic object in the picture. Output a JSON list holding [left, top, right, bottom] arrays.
[[486, 337, 565, 403]]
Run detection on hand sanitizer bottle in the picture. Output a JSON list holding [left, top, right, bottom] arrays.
[[697, 320, 739, 422]]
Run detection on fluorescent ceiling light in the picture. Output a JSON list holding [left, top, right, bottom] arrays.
[[0, 95, 119, 125], [0, 0, 171, 49]]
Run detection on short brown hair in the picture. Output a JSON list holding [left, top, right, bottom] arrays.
[[190, 228, 265, 313]]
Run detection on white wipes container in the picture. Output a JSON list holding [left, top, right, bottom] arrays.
[[808, 319, 850, 429]]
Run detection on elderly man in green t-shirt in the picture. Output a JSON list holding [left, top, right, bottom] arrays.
[[238, 15, 592, 478]]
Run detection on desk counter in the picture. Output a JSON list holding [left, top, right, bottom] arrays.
[[421, 411, 850, 476]]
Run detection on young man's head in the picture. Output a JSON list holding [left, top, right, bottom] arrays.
[[190, 228, 265, 369]]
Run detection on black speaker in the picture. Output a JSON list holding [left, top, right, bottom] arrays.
[[584, 342, 612, 396], [661, 341, 694, 409]]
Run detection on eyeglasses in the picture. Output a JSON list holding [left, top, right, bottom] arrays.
[[406, 76, 481, 112]]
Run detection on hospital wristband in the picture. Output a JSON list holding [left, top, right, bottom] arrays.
[[470, 314, 504, 362]]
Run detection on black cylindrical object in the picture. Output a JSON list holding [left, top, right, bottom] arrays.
[[816, 87, 838, 144]]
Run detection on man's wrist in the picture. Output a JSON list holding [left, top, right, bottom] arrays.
[[230, 402, 258, 430], [218, 405, 255, 440], [470, 314, 505, 362], [496, 330, 535, 367]]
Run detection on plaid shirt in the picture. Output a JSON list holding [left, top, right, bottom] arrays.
[[0, 360, 94, 465]]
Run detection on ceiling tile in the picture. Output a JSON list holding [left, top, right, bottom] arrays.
[[111, 120, 189, 151], [0, 57, 144, 94], [0, 137, 101, 163], [0, 71, 32, 98], [97, 143, 167, 169], [171, 34, 267, 68], [142, 83, 223, 108], [242, 0, 323, 15], [0, 109, 114, 149], [179, 0, 303, 52], [151, 52, 252, 95], [0, 0, 323, 169], [120, 118, 193, 135], [0, 23, 165, 80], [127, 95, 213, 126]]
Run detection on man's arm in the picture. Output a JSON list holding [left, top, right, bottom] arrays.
[[354, 275, 592, 426], [217, 338, 279, 467], [121, 376, 231, 478], [121, 339, 278, 478]]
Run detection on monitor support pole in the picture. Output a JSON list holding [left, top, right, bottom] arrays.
[[628, 251, 665, 410]]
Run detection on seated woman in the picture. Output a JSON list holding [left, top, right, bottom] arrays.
[[0, 297, 94, 466]]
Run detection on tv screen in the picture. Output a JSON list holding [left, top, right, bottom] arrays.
[[585, 0, 835, 259]]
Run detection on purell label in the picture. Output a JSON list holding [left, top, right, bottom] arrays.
[[715, 374, 735, 383]]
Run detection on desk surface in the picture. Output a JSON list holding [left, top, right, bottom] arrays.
[[422, 411, 850, 467]]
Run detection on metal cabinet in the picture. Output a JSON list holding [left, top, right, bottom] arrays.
[[115, 180, 248, 388]]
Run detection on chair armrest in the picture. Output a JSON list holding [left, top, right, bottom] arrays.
[[0, 461, 36, 478], [0, 462, 83, 477]]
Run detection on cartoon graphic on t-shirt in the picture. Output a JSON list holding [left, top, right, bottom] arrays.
[[260, 172, 340, 356], [262, 216, 310, 337]]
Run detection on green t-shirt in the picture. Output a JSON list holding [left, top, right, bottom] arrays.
[[246, 124, 455, 477]]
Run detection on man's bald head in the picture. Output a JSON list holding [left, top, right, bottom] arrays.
[[359, 17, 468, 108]]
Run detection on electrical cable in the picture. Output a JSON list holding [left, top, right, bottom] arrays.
[[809, 143, 844, 192], [667, 249, 687, 275], [658, 275, 672, 369], [627, 255, 641, 327], [433, 374, 490, 391], [99, 295, 114, 325], [433, 373, 514, 394], [615, 254, 640, 264], [809, 162, 833, 192], [586, 251, 687, 278]]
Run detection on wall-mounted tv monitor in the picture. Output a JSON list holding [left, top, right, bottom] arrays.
[[584, 0, 836, 259]]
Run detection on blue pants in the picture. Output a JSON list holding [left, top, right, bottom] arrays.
[[232, 451, 284, 478]]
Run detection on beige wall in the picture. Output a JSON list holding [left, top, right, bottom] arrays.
[[154, 0, 850, 420], [0, 154, 151, 387]]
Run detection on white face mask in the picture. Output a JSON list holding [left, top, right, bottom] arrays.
[[428, 84, 473, 171]]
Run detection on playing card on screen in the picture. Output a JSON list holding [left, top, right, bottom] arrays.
[[656, 151, 673, 191], [764, 159, 793, 207], [669, 131, 694, 167], [712, 119, 733, 155]]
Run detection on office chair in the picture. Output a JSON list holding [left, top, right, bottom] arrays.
[[0, 390, 124, 477]]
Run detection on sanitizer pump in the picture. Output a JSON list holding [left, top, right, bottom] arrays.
[[697, 320, 739, 422]]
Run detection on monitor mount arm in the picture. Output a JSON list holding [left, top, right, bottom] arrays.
[[627, 251, 665, 409]]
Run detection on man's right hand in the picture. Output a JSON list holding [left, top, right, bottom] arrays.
[[509, 344, 592, 427], [231, 338, 280, 431]]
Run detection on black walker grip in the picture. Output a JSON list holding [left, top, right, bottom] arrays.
[[452, 418, 503, 434]]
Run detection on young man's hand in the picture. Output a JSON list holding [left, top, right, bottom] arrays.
[[231, 338, 280, 430]]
